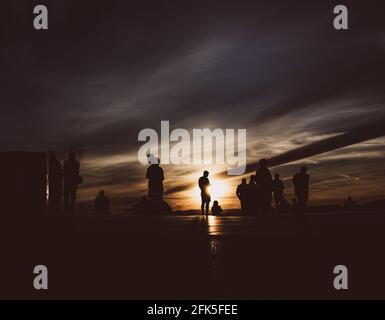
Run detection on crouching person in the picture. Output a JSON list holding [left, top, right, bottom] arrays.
[[212, 200, 223, 215]]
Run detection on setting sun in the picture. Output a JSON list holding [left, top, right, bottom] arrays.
[[208, 180, 231, 201], [192, 178, 231, 206]]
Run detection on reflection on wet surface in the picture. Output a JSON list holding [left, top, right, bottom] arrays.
[[78, 214, 311, 236]]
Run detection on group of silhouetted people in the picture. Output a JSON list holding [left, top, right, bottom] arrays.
[[49, 151, 310, 217], [48, 151, 83, 215], [236, 159, 310, 215], [144, 156, 310, 216], [198, 170, 223, 215], [144, 156, 222, 215], [145, 159, 224, 215], [49, 151, 111, 216]]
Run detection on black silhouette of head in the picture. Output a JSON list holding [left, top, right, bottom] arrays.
[[259, 158, 268, 167], [300, 166, 308, 173]]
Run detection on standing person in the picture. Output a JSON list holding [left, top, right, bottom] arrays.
[[198, 171, 211, 215], [146, 157, 164, 200], [293, 166, 310, 209], [95, 190, 110, 216], [236, 178, 248, 214], [63, 152, 81, 215], [255, 159, 273, 213], [247, 175, 258, 215], [272, 173, 285, 209], [48, 150, 63, 215]]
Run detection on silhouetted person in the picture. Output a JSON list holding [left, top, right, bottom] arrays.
[[198, 171, 211, 215], [255, 159, 273, 213], [95, 190, 110, 216], [212, 200, 223, 215], [48, 150, 63, 215], [272, 173, 285, 209], [63, 152, 81, 215], [293, 166, 310, 209], [247, 175, 258, 215], [146, 157, 164, 200], [236, 178, 248, 214]]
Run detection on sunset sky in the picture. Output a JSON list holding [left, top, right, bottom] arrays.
[[1, 0, 385, 210]]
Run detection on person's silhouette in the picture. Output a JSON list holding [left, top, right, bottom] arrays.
[[236, 178, 248, 214], [63, 152, 81, 215], [292, 166, 310, 209], [48, 150, 63, 215], [272, 173, 285, 209], [255, 159, 273, 214], [247, 175, 258, 215], [211, 200, 223, 215], [146, 157, 164, 200], [95, 190, 110, 216], [198, 171, 211, 215]]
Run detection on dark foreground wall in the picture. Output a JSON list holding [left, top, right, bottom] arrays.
[[0, 152, 47, 215]]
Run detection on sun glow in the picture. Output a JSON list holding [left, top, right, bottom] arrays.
[[193, 178, 231, 205], [209, 180, 231, 200]]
